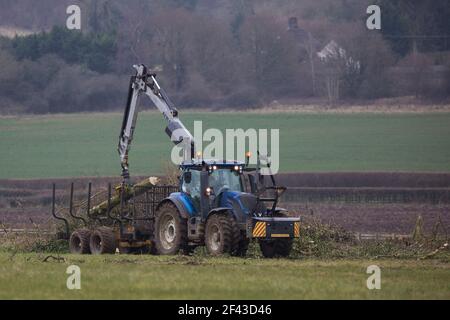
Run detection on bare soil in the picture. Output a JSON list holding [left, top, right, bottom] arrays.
[[283, 202, 449, 234], [0, 174, 449, 235]]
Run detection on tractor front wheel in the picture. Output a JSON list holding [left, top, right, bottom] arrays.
[[154, 203, 188, 255], [205, 213, 237, 256], [233, 237, 250, 257], [259, 239, 293, 258]]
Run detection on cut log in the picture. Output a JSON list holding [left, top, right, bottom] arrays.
[[90, 177, 160, 216]]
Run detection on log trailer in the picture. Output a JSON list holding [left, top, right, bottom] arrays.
[[56, 64, 300, 257]]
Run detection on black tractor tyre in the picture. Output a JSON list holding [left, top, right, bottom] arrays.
[[205, 213, 238, 256], [154, 203, 188, 255], [259, 210, 294, 258], [89, 226, 117, 254], [233, 237, 250, 257], [259, 238, 293, 258], [69, 228, 91, 254], [229, 217, 248, 256]]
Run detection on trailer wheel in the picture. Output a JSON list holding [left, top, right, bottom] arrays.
[[259, 239, 293, 258], [154, 203, 188, 255], [69, 228, 91, 254], [90, 226, 117, 254], [205, 213, 237, 255]]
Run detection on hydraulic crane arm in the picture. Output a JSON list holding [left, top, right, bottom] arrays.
[[118, 64, 195, 181]]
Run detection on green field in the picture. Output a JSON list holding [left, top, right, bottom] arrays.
[[0, 253, 448, 299], [1, 112, 450, 179]]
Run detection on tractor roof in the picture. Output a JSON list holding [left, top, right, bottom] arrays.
[[180, 159, 245, 169]]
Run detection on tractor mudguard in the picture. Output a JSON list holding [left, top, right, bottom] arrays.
[[218, 191, 251, 224], [157, 193, 196, 219], [207, 207, 248, 231], [207, 207, 232, 218]]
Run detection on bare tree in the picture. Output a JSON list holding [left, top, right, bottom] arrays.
[[239, 13, 298, 101]]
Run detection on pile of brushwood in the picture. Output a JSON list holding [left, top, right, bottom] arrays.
[[239, 214, 448, 261], [282, 215, 449, 261], [0, 215, 448, 261], [0, 223, 67, 254]]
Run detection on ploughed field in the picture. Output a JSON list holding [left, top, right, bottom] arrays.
[[1, 173, 449, 234], [1, 111, 450, 179]]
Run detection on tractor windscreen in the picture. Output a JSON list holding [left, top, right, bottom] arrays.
[[209, 168, 243, 192]]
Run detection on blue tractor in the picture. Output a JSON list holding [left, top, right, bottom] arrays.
[[154, 158, 300, 257], [64, 65, 300, 257]]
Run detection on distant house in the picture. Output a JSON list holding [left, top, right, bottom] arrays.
[[317, 40, 360, 71]]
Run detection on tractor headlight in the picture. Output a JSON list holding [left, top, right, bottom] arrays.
[[205, 187, 212, 196], [208, 165, 217, 174]]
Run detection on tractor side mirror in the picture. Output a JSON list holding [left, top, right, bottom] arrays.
[[183, 171, 192, 184]]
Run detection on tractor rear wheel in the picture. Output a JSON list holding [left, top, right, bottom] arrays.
[[90, 226, 117, 254], [154, 203, 188, 255], [69, 228, 91, 254], [259, 239, 293, 258], [205, 213, 237, 256]]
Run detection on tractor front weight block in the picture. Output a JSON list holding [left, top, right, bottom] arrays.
[[249, 217, 300, 239]]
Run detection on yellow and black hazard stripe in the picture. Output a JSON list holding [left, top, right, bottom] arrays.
[[252, 221, 266, 238], [294, 221, 300, 237]]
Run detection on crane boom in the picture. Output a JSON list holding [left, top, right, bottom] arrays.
[[118, 64, 194, 181]]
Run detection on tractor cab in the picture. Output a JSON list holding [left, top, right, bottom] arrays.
[[177, 159, 285, 222], [179, 160, 246, 214], [181, 160, 244, 195]]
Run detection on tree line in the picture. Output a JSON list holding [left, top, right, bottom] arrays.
[[0, 0, 449, 114]]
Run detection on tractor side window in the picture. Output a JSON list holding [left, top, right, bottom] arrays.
[[182, 170, 201, 200]]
